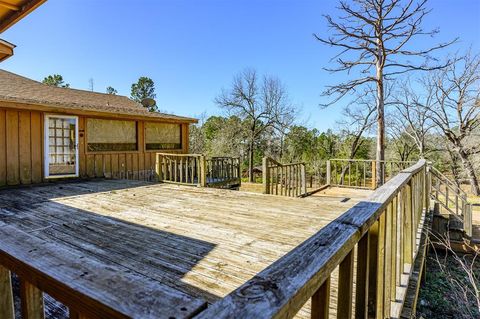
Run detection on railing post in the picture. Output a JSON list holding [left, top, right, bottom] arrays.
[[0, 265, 14, 319], [465, 204, 473, 237], [155, 154, 162, 182], [371, 161, 377, 190], [199, 155, 207, 187], [326, 160, 331, 186], [263, 157, 270, 194], [300, 163, 306, 195]]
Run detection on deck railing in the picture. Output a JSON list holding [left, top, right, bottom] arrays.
[[430, 166, 472, 236], [0, 225, 200, 319], [206, 157, 241, 188], [262, 157, 307, 197], [156, 153, 241, 188], [327, 159, 415, 189], [197, 159, 429, 319], [156, 153, 206, 186]]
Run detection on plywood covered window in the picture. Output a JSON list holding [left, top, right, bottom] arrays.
[[87, 119, 137, 152], [145, 122, 182, 150]]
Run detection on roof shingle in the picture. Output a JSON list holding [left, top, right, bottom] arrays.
[[0, 69, 196, 122]]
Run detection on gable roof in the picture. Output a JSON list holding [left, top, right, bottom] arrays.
[[0, 69, 197, 123]]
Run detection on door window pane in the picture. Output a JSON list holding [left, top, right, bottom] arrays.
[[48, 117, 76, 176]]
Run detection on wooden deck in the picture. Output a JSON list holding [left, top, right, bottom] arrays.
[[0, 180, 371, 318]]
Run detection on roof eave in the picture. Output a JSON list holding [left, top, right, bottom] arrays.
[[0, 0, 47, 33], [0, 39, 15, 62], [0, 99, 198, 124]]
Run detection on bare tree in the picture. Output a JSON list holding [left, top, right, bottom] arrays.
[[390, 78, 436, 157], [315, 0, 456, 185], [428, 52, 480, 195], [215, 69, 295, 182]]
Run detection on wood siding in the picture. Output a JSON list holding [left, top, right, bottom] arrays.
[[0, 108, 190, 186]]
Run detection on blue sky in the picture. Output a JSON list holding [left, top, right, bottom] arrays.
[[2, 0, 479, 130]]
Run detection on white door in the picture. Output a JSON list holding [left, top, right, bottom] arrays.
[[44, 115, 79, 178]]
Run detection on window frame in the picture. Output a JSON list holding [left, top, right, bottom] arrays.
[[85, 117, 140, 154], [144, 121, 183, 152]]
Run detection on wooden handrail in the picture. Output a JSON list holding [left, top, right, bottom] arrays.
[[0, 226, 206, 319], [196, 159, 429, 319], [262, 157, 307, 197], [327, 158, 414, 189], [329, 158, 416, 164]]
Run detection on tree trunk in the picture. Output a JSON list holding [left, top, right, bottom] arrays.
[[248, 139, 254, 183], [375, 73, 385, 186], [457, 148, 480, 196]]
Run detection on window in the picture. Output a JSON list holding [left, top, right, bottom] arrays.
[[87, 119, 137, 152], [145, 122, 181, 150]]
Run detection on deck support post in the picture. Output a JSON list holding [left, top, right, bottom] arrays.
[[371, 161, 377, 190]]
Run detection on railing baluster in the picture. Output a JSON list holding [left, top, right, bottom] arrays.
[[20, 279, 44, 319], [375, 213, 386, 318], [311, 277, 330, 319], [391, 196, 398, 299], [275, 166, 279, 195], [338, 250, 354, 318], [355, 232, 370, 319], [383, 202, 393, 317], [404, 181, 413, 265], [363, 161, 366, 187]]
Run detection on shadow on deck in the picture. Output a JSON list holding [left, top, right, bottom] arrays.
[[0, 180, 219, 318]]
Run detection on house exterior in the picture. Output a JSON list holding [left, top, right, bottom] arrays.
[[0, 69, 196, 186]]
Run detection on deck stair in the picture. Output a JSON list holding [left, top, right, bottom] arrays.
[[430, 166, 474, 241]]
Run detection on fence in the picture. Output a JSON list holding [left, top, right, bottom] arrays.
[[262, 157, 307, 197], [197, 159, 429, 319]]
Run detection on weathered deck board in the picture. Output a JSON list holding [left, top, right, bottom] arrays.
[[0, 180, 371, 318]]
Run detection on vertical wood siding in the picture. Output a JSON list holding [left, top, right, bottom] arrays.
[[0, 108, 190, 186], [0, 109, 43, 186]]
